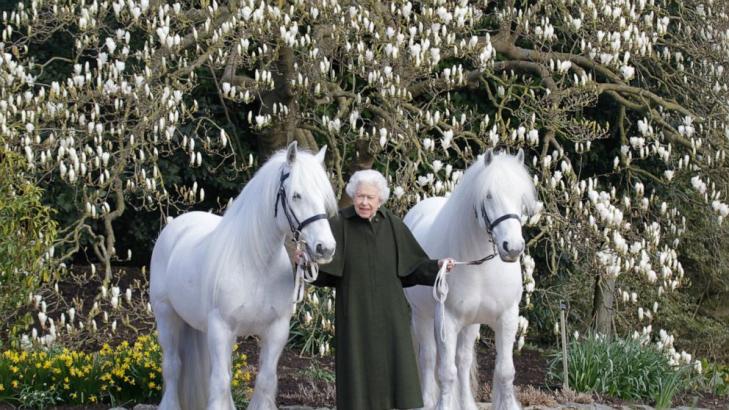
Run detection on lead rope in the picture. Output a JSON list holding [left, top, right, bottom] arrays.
[[433, 240, 499, 341], [433, 262, 452, 342], [292, 240, 320, 307]]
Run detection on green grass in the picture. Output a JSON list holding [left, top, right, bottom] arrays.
[[298, 363, 335, 383]]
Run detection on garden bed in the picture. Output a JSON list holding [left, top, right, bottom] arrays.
[[2, 264, 728, 409], [1, 335, 727, 409]]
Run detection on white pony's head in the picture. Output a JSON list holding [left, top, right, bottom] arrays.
[[276, 141, 338, 263], [472, 148, 538, 262]]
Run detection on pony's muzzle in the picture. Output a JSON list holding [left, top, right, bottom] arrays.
[[313, 242, 335, 263], [501, 240, 524, 262]]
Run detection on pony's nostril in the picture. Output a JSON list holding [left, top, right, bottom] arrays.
[[503, 241, 510, 252], [316, 244, 334, 258]]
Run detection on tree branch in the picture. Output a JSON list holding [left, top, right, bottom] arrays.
[[598, 83, 698, 119]]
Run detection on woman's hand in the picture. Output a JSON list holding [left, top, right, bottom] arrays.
[[294, 248, 304, 264], [438, 258, 455, 272]]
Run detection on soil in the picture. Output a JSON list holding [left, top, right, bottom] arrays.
[[242, 337, 550, 406]]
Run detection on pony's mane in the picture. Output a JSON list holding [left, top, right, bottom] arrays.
[[204, 148, 337, 306], [458, 152, 538, 216]]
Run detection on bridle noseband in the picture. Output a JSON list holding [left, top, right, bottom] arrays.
[[479, 202, 521, 233], [274, 170, 328, 241]]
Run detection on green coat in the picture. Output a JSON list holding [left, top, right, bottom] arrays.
[[314, 205, 439, 410]]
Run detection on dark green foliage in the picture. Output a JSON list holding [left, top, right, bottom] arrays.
[[548, 334, 693, 408]]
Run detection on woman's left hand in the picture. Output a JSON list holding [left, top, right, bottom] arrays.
[[294, 248, 304, 264]]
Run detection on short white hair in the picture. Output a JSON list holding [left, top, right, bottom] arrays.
[[346, 169, 390, 203]]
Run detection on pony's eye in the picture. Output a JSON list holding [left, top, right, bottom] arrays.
[[486, 193, 492, 200], [292, 192, 302, 200]]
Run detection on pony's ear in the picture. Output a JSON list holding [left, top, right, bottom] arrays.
[[516, 148, 525, 163], [315, 145, 327, 165], [286, 141, 298, 164], [483, 149, 494, 166]]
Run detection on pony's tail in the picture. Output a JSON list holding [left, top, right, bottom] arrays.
[[179, 323, 210, 410]]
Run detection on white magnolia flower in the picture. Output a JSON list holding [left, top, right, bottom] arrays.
[[441, 130, 453, 150], [432, 160, 443, 173], [620, 65, 635, 80], [393, 186, 405, 199]]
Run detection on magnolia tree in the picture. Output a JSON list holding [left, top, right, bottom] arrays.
[[0, 0, 240, 280], [2, 0, 729, 360]]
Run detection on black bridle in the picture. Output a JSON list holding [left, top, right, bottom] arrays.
[[464, 202, 522, 264], [479, 202, 521, 233], [274, 170, 328, 241]]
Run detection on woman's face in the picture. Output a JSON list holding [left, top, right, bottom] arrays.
[[354, 182, 381, 220]]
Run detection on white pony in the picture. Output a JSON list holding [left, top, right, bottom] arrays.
[[404, 149, 538, 410], [150, 142, 337, 410]]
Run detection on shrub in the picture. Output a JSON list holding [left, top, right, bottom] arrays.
[[0, 334, 252, 407], [0, 146, 57, 344], [548, 334, 693, 408]]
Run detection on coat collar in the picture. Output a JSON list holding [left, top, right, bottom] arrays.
[[341, 205, 386, 220]]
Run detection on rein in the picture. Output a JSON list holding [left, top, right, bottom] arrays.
[[433, 208, 521, 341], [274, 170, 328, 306], [292, 240, 319, 306]]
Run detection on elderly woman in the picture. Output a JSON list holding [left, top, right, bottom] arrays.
[[311, 169, 454, 410]]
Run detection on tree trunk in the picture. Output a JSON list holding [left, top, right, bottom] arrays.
[[256, 47, 318, 158], [592, 274, 616, 337]]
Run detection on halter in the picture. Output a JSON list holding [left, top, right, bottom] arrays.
[[274, 170, 328, 241]]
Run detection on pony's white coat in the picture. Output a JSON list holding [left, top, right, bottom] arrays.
[[405, 150, 537, 410], [150, 143, 337, 410]]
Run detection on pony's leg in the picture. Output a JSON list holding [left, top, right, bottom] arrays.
[[456, 324, 480, 410], [155, 302, 184, 410], [248, 317, 289, 410], [434, 307, 460, 410], [206, 312, 236, 410], [412, 309, 438, 409], [492, 305, 521, 410]]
